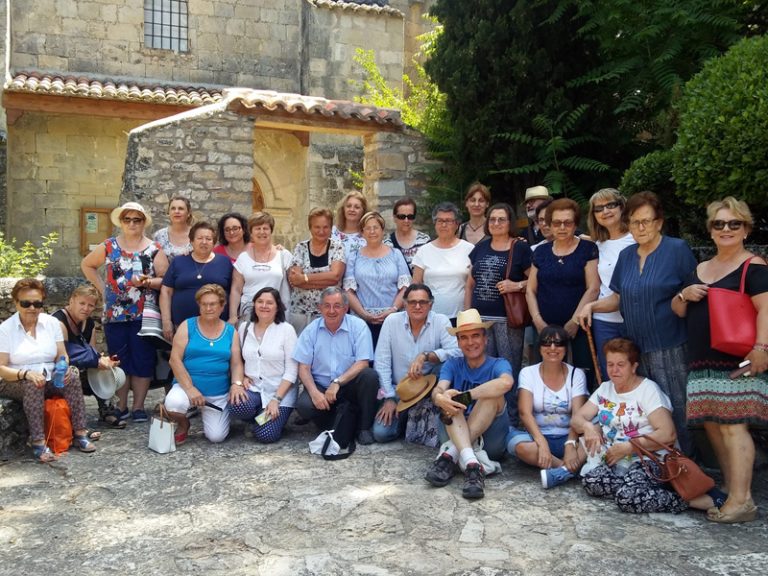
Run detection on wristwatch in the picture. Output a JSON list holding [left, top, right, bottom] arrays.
[[232, 380, 243, 387], [422, 351, 431, 361], [273, 394, 283, 403], [677, 290, 686, 302], [564, 439, 578, 448], [331, 378, 342, 387]]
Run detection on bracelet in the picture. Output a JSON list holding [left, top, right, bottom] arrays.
[[564, 439, 577, 448], [273, 395, 283, 403], [753, 343, 768, 352], [303, 273, 309, 284], [677, 290, 686, 302]]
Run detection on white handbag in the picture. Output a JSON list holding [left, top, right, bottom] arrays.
[[148, 405, 176, 454]]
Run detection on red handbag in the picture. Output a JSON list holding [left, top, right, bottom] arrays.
[[708, 257, 756, 358], [502, 239, 531, 328]]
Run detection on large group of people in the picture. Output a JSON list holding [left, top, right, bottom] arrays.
[[0, 186, 765, 523]]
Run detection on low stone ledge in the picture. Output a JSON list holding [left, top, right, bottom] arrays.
[[0, 397, 27, 460]]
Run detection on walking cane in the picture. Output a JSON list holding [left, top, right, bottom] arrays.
[[585, 326, 603, 385]]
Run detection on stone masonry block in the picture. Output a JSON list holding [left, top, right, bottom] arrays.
[[376, 153, 407, 172], [373, 180, 406, 198], [214, 2, 236, 18], [116, 5, 144, 25]]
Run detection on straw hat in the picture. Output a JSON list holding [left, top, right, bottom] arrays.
[[395, 374, 437, 412], [523, 186, 551, 203], [110, 202, 153, 227], [447, 308, 494, 336], [87, 366, 126, 400]]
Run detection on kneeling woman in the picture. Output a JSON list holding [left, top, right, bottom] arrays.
[[570, 338, 721, 513], [228, 287, 298, 443], [165, 284, 244, 444], [506, 325, 588, 489]]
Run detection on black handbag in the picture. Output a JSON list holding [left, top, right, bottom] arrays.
[[322, 401, 359, 460]]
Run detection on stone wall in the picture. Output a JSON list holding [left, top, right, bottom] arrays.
[[306, 133, 365, 217], [10, 0, 301, 90], [6, 113, 142, 275]]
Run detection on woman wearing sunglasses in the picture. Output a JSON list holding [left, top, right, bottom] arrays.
[[585, 189, 635, 378], [672, 197, 768, 523], [0, 279, 95, 461], [577, 191, 697, 455], [82, 201, 169, 424], [384, 197, 431, 273], [506, 325, 588, 489]]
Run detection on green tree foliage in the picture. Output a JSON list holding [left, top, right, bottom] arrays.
[[672, 35, 768, 209], [0, 231, 59, 277]]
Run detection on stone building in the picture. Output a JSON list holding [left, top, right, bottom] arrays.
[[0, 0, 436, 275]]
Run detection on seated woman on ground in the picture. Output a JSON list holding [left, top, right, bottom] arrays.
[[53, 284, 124, 429], [570, 337, 725, 514], [164, 284, 245, 445], [0, 278, 97, 461], [228, 287, 298, 443], [506, 325, 588, 489]]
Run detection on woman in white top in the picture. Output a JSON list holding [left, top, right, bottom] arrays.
[[153, 196, 193, 262], [412, 202, 474, 322], [228, 287, 298, 443], [582, 188, 635, 377], [229, 212, 292, 324], [506, 325, 588, 489]]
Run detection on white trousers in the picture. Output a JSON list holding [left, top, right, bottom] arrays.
[[164, 384, 230, 443]]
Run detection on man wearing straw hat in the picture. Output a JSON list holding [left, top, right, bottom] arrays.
[[372, 283, 461, 444], [425, 309, 514, 499], [521, 185, 552, 245]]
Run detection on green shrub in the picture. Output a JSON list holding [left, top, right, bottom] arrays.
[[673, 35, 768, 208], [0, 231, 59, 277]]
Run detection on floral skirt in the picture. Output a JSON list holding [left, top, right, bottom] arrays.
[[687, 368, 768, 428]]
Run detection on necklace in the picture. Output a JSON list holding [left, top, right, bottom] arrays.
[[198, 321, 225, 347], [467, 220, 484, 233], [552, 239, 578, 264], [193, 254, 212, 279]]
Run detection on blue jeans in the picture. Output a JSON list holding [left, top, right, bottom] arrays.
[[591, 319, 624, 383]]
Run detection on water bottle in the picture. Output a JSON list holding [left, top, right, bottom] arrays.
[[53, 355, 68, 388], [131, 254, 144, 282]]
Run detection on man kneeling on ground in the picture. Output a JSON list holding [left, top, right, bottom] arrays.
[[425, 309, 514, 499]]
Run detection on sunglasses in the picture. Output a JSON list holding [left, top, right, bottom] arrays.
[[395, 213, 416, 221], [121, 217, 145, 224], [19, 300, 45, 309], [540, 339, 567, 347], [711, 219, 745, 231], [593, 201, 621, 213]]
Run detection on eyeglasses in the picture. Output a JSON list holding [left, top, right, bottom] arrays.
[[395, 213, 416, 221], [551, 220, 575, 228], [434, 218, 456, 225], [593, 201, 621, 213], [488, 217, 509, 224], [121, 217, 145, 225], [224, 226, 242, 233], [540, 339, 567, 347], [536, 217, 547, 225], [19, 300, 45, 309], [629, 218, 657, 229], [321, 303, 346, 311], [711, 219, 745, 231], [406, 299, 431, 307]]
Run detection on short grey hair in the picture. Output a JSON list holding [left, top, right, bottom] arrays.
[[431, 202, 461, 222], [320, 286, 349, 307]]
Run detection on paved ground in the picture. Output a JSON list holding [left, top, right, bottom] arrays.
[[1, 389, 767, 576]]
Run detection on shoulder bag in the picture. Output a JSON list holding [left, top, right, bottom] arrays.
[[708, 257, 756, 358], [629, 436, 714, 501], [502, 239, 531, 328]]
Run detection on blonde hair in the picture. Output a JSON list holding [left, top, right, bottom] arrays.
[[335, 191, 368, 232], [588, 188, 628, 242], [360, 211, 385, 231], [69, 284, 101, 305], [706, 197, 754, 234], [195, 284, 226, 305]]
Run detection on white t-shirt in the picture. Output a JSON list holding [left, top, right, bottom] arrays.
[[588, 378, 672, 456], [594, 233, 636, 323], [518, 363, 588, 436], [233, 248, 292, 315], [412, 240, 474, 318], [0, 312, 64, 373]]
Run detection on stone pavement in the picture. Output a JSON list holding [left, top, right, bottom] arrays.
[[1, 389, 767, 576]]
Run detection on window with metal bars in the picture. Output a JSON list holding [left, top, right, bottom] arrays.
[[144, 0, 189, 52]]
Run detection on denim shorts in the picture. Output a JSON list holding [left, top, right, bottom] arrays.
[[506, 428, 569, 459], [104, 319, 156, 378]]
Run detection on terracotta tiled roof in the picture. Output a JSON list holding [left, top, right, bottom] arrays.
[[224, 88, 403, 128], [307, 0, 403, 17], [5, 72, 224, 106]]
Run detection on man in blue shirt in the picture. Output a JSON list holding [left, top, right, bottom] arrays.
[[426, 309, 514, 499], [294, 287, 380, 444], [373, 283, 461, 443]]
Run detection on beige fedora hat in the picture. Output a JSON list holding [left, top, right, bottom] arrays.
[[447, 308, 494, 336], [110, 201, 153, 228], [523, 185, 551, 202], [395, 374, 437, 412]]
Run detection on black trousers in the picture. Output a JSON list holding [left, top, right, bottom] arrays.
[[296, 367, 380, 432]]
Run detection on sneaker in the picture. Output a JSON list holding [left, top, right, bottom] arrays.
[[117, 409, 130, 424], [131, 409, 148, 423], [541, 466, 575, 489], [462, 463, 485, 499], [425, 453, 456, 487]]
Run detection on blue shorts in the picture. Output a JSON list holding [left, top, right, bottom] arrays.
[[506, 427, 569, 459], [104, 319, 156, 378]]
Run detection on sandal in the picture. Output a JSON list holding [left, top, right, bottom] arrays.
[[100, 409, 127, 429], [74, 434, 97, 453], [174, 431, 188, 446], [86, 430, 102, 441], [32, 444, 56, 463]]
